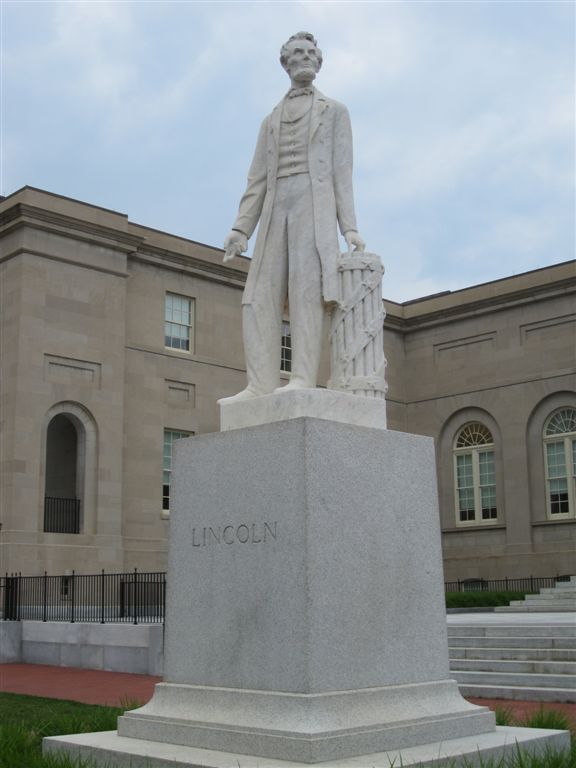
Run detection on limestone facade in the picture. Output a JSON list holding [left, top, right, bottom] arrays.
[[1, 187, 574, 579]]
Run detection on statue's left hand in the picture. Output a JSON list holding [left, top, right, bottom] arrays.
[[344, 230, 366, 252]]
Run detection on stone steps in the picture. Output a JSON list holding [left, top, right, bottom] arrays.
[[454, 669, 575, 690], [495, 577, 576, 612], [450, 647, 576, 661], [449, 635, 576, 649], [501, 603, 576, 612], [454, 659, 575, 675], [448, 625, 575, 638], [449, 622, 576, 702], [456, 683, 576, 703]]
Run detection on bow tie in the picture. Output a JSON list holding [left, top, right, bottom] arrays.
[[287, 87, 314, 99]]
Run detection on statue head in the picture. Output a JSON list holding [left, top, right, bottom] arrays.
[[280, 32, 323, 85]]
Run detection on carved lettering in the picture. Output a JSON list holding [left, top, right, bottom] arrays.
[[236, 524, 250, 543], [264, 521, 277, 542], [191, 522, 278, 547], [208, 526, 221, 544]]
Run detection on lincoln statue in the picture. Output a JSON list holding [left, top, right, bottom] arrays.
[[222, 32, 365, 402]]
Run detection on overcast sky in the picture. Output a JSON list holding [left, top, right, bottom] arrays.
[[2, 1, 574, 301]]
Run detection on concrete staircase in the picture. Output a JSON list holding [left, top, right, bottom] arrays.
[[448, 624, 576, 702], [494, 576, 576, 612]]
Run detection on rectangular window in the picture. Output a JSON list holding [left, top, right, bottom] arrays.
[[479, 450, 497, 520], [546, 441, 569, 515], [163, 429, 192, 514], [549, 479, 570, 515], [546, 441, 566, 478], [165, 294, 194, 352], [455, 450, 497, 524], [281, 321, 292, 373], [456, 455, 475, 522]]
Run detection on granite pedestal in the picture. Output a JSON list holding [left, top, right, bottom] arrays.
[[44, 415, 570, 766]]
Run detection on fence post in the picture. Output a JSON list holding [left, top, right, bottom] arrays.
[[101, 570, 105, 624], [3, 572, 19, 621], [162, 574, 166, 627], [133, 568, 138, 625], [530, 574, 534, 593], [42, 572, 47, 622], [70, 571, 76, 623]]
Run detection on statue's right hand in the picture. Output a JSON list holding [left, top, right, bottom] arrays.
[[223, 231, 248, 262]]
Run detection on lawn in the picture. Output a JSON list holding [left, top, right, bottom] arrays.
[[0, 693, 128, 767], [0, 692, 574, 768]]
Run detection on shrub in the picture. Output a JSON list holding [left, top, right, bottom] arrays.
[[446, 590, 527, 608]]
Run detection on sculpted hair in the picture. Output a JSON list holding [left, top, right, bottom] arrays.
[[280, 31, 323, 70]]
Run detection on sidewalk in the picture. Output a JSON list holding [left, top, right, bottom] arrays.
[[0, 663, 574, 726], [0, 663, 160, 707]]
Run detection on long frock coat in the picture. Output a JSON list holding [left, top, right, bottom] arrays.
[[232, 88, 359, 307]]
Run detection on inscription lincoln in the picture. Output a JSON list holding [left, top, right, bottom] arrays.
[[192, 522, 278, 547]]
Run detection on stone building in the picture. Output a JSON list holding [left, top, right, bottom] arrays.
[[1, 187, 574, 580]]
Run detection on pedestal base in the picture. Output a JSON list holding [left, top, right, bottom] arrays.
[[117, 679, 493, 763], [44, 727, 571, 768], [219, 388, 387, 431], [48, 419, 563, 767]]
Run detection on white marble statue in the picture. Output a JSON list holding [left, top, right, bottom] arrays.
[[221, 32, 365, 402]]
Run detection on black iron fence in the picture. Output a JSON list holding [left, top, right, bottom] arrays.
[[0, 571, 570, 623], [444, 574, 570, 593], [0, 570, 165, 623], [44, 497, 81, 534]]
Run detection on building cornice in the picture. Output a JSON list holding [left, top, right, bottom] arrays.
[[0, 195, 249, 288], [0, 203, 144, 253], [384, 268, 575, 333], [129, 248, 248, 288], [0, 247, 129, 278]]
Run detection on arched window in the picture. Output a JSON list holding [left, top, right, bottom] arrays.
[[544, 408, 576, 518], [453, 423, 497, 525]]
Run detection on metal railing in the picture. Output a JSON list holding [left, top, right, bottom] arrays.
[[444, 575, 570, 593], [1, 570, 165, 623], [0, 571, 570, 623], [44, 497, 81, 534]]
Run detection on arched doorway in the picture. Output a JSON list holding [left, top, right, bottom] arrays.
[[42, 403, 97, 535], [44, 413, 82, 533]]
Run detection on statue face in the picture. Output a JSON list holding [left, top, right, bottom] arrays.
[[283, 39, 321, 83]]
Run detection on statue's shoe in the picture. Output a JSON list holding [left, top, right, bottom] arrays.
[[217, 387, 266, 405]]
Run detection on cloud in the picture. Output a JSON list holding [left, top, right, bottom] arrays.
[[2, 1, 573, 302]]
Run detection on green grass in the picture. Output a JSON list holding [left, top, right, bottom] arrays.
[[0, 693, 134, 768], [446, 591, 528, 609], [520, 708, 573, 735], [495, 706, 516, 726], [0, 692, 574, 768]]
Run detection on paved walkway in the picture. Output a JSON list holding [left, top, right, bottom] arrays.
[[0, 663, 161, 707]]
